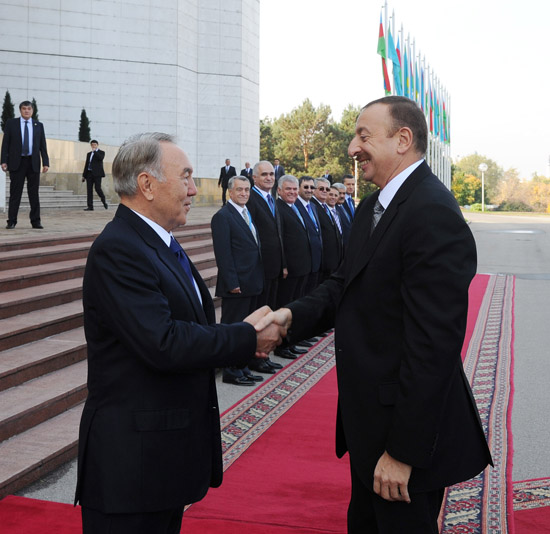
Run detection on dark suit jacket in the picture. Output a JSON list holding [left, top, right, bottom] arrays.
[[211, 203, 263, 298], [311, 197, 343, 273], [336, 203, 352, 247], [276, 198, 312, 277], [247, 187, 285, 280], [287, 162, 492, 492], [322, 174, 333, 184], [82, 149, 106, 178], [75, 204, 256, 514], [295, 199, 322, 273], [218, 165, 237, 188], [240, 167, 254, 187], [1, 117, 49, 173]]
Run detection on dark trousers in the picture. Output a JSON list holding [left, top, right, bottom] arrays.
[[258, 276, 279, 308], [221, 186, 228, 205], [303, 271, 320, 296], [7, 157, 40, 224], [82, 506, 184, 534], [221, 294, 260, 377], [85, 172, 106, 208], [276, 274, 307, 308], [348, 464, 445, 534]]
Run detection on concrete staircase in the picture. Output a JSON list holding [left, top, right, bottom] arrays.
[[0, 223, 218, 498]]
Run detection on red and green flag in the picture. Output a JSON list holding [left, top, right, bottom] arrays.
[[377, 14, 391, 95]]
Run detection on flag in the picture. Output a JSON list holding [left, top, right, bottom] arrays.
[[420, 65, 425, 111], [387, 31, 402, 96], [377, 14, 391, 94], [415, 60, 419, 102], [403, 45, 409, 98]]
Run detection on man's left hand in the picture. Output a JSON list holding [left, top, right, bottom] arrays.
[[373, 451, 412, 503], [42, 166, 49, 173]]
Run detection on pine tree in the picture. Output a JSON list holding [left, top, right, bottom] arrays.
[[79, 109, 91, 142], [1, 90, 15, 132], [31, 97, 39, 121]]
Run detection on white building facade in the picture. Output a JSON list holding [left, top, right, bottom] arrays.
[[0, 0, 260, 178]]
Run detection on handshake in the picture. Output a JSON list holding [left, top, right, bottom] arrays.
[[244, 305, 293, 358]]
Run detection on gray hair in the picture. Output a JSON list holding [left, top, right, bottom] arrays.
[[228, 175, 250, 189], [112, 132, 174, 197], [278, 174, 298, 188], [332, 182, 346, 192], [253, 160, 273, 176], [314, 177, 330, 188]]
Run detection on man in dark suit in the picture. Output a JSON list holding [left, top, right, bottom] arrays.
[[295, 176, 322, 294], [74, 133, 282, 534], [259, 97, 492, 533], [211, 176, 264, 386], [322, 168, 333, 184], [218, 158, 236, 205], [82, 139, 108, 211], [240, 161, 254, 187], [271, 158, 285, 197], [342, 174, 356, 220], [311, 177, 343, 282], [332, 182, 352, 248], [1, 100, 49, 229]]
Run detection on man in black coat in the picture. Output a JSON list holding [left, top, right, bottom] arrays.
[[240, 161, 254, 187], [211, 176, 265, 386], [218, 158, 236, 205], [332, 182, 352, 248], [258, 97, 492, 533], [1, 100, 49, 229], [74, 133, 282, 534], [82, 139, 108, 211], [311, 178, 343, 282], [271, 158, 285, 197]]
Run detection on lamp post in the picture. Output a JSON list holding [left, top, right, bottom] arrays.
[[478, 163, 488, 212]]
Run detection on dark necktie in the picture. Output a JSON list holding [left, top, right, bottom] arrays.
[[169, 236, 194, 284], [23, 121, 30, 156], [347, 196, 355, 218], [267, 193, 275, 216], [371, 199, 385, 235]]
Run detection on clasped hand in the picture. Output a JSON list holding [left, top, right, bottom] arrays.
[[244, 306, 293, 358]]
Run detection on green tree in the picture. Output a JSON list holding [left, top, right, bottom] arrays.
[[79, 108, 91, 142], [1, 90, 15, 132], [454, 153, 502, 204], [31, 97, 39, 121], [452, 170, 481, 205]]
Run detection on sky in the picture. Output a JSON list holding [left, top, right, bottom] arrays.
[[259, 0, 550, 180]]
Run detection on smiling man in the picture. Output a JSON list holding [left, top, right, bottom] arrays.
[[259, 97, 492, 533], [75, 133, 283, 534]]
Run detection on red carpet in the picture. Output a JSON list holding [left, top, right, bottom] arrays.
[[1, 274, 532, 533], [513, 478, 550, 534]]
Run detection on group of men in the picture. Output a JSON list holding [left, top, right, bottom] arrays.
[[211, 161, 358, 386], [1, 99, 109, 229], [52, 94, 489, 534]]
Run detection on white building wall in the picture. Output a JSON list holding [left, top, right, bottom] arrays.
[[0, 0, 259, 178]]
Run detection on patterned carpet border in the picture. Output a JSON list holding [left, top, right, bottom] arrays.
[[513, 478, 550, 511], [440, 274, 515, 534], [219, 335, 335, 470]]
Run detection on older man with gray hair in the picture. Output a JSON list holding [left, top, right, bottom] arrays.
[[75, 133, 283, 534]]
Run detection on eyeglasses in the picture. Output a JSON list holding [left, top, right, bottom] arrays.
[[260, 172, 275, 177], [317, 187, 329, 192], [302, 185, 316, 190]]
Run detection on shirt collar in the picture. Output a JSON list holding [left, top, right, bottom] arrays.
[[131, 209, 172, 247], [253, 185, 270, 200], [297, 196, 309, 208], [228, 198, 246, 214], [378, 159, 424, 210]]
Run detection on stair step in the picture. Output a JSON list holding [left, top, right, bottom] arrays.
[[0, 328, 86, 392], [0, 360, 87, 442], [0, 278, 82, 319], [0, 258, 86, 291], [0, 242, 91, 270], [0, 403, 83, 498], [0, 301, 83, 352]]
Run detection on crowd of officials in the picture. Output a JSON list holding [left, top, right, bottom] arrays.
[[212, 160, 356, 385]]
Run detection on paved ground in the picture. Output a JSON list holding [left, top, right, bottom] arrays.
[[5, 208, 550, 501]]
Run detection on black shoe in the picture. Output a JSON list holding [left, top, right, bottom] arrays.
[[243, 372, 264, 382], [222, 375, 255, 386], [289, 345, 308, 355], [102, 200, 108, 209], [84, 208, 94, 211], [31, 223, 44, 229], [296, 340, 313, 348], [248, 360, 277, 374], [306, 337, 320, 343], [274, 347, 297, 360], [265, 358, 283, 370], [6, 222, 15, 229]]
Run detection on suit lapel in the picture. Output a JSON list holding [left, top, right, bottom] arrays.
[[117, 205, 209, 324], [344, 162, 430, 291], [226, 203, 257, 247]]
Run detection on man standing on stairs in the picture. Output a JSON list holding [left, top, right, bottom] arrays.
[[1, 100, 49, 230], [75, 132, 284, 534], [82, 140, 108, 211]]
